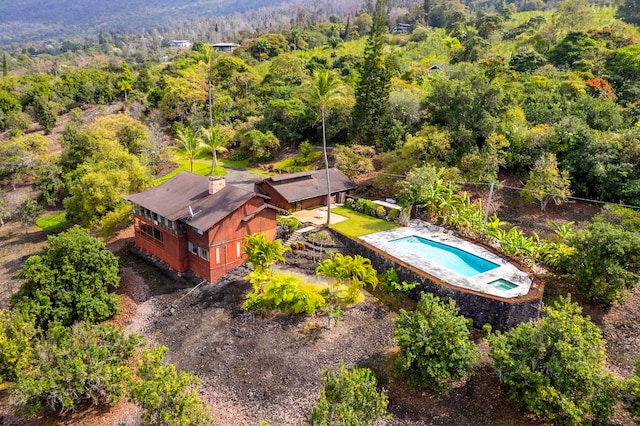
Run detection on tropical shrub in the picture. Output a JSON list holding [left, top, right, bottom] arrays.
[[243, 273, 327, 315], [309, 361, 390, 425], [386, 208, 399, 222], [378, 269, 419, 293], [488, 296, 619, 424], [129, 345, 211, 426], [243, 233, 289, 275], [12, 322, 142, 418], [394, 293, 480, 394], [316, 253, 378, 305]]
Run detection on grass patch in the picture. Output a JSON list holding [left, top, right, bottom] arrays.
[[155, 150, 275, 185], [330, 207, 399, 237], [272, 152, 322, 173], [36, 211, 70, 232]]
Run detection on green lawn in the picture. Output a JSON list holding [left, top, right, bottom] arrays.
[[155, 151, 273, 184], [330, 207, 399, 237], [36, 211, 70, 232]]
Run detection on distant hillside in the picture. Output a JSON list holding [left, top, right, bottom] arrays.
[[0, 0, 306, 45]]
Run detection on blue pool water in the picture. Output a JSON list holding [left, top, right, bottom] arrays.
[[390, 236, 499, 277], [489, 279, 518, 291]]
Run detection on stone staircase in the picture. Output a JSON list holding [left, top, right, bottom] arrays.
[[283, 225, 320, 247]]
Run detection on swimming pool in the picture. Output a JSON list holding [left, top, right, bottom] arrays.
[[390, 236, 499, 277], [359, 224, 534, 299]]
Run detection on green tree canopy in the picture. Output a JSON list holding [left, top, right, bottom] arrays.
[[350, 0, 392, 148], [563, 221, 640, 307], [309, 361, 390, 425], [12, 226, 121, 329], [394, 292, 480, 394], [11, 322, 142, 418], [488, 296, 619, 424], [521, 152, 571, 212], [63, 140, 150, 230], [129, 345, 211, 426]]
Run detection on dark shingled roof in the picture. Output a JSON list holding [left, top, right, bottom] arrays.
[[259, 168, 357, 203], [125, 172, 256, 231]]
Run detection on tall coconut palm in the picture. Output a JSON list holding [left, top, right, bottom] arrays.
[[175, 127, 201, 173], [197, 44, 219, 128], [199, 125, 230, 175], [304, 70, 347, 226]]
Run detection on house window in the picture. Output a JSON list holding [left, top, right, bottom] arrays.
[[188, 242, 197, 254], [236, 242, 241, 258], [199, 247, 209, 261], [215, 247, 220, 264], [153, 227, 162, 241]]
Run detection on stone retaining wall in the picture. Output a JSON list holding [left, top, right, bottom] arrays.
[[331, 230, 542, 331]]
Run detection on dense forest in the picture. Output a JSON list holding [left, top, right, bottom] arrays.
[[4, 0, 640, 423]]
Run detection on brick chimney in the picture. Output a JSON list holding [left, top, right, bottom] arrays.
[[208, 176, 226, 195]]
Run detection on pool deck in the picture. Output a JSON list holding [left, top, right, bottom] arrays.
[[359, 221, 532, 299]]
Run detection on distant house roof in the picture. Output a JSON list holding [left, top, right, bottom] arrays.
[[258, 168, 357, 203], [125, 172, 260, 231], [212, 42, 241, 51], [393, 23, 412, 33], [169, 40, 193, 47]]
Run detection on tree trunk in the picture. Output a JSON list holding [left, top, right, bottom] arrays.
[[322, 107, 331, 227], [210, 150, 217, 175]]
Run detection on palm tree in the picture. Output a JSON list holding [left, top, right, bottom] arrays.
[[197, 44, 219, 128], [175, 127, 201, 173], [304, 71, 347, 226], [243, 233, 289, 276], [323, 36, 344, 57], [199, 125, 230, 175], [255, 39, 270, 62]]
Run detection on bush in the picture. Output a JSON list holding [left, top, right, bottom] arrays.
[[345, 197, 355, 210], [378, 269, 418, 293], [375, 206, 387, 219], [564, 222, 640, 307], [309, 361, 391, 425], [12, 322, 142, 418], [0, 309, 36, 382], [354, 198, 367, 213], [625, 357, 640, 422], [394, 293, 480, 394], [228, 149, 248, 161], [12, 226, 121, 329], [243, 273, 327, 315], [129, 346, 211, 426], [386, 208, 400, 222], [488, 296, 619, 424]]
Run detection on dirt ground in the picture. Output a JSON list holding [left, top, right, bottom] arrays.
[[111, 239, 551, 426]]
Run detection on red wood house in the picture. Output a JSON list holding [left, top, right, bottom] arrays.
[[254, 168, 357, 211], [125, 172, 280, 283]]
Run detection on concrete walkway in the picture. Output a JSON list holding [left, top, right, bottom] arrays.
[[291, 207, 348, 226]]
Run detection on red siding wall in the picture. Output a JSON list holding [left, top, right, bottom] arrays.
[[257, 182, 290, 210], [133, 217, 188, 272], [133, 195, 277, 284], [186, 195, 278, 283]]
